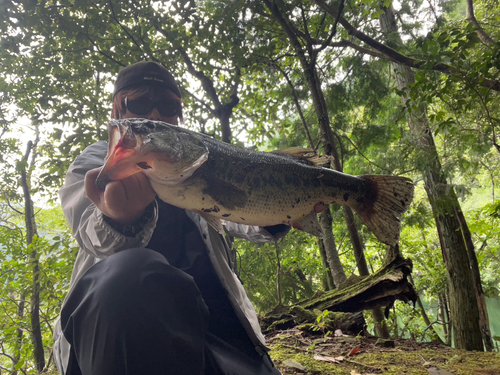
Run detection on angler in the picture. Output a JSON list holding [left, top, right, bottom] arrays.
[[55, 61, 297, 375]]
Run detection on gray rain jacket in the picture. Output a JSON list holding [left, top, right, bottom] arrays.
[[53, 141, 283, 374]]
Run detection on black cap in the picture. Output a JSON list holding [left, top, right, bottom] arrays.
[[113, 61, 181, 98]]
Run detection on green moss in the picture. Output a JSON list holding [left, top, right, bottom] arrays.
[[358, 350, 500, 375], [267, 318, 293, 331], [269, 344, 348, 374], [269, 342, 500, 375]]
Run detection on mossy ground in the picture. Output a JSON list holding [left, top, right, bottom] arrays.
[[268, 329, 499, 374]]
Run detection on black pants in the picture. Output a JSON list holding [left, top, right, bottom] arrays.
[[60, 248, 280, 375]]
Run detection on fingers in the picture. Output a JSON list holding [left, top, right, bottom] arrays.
[[85, 168, 156, 224], [103, 174, 155, 210], [123, 172, 156, 203], [85, 168, 104, 205]]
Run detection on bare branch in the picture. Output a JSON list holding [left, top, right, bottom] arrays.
[[318, 0, 345, 53], [326, 39, 389, 60], [108, 0, 147, 57], [2, 192, 24, 215], [341, 134, 395, 174], [155, 26, 222, 110], [87, 34, 125, 67], [466, 0, 496, 46], [426, 0, 441, 28], [272, 62, 315, 148], [183, 89, 214, 113]]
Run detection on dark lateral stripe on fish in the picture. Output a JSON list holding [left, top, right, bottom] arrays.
[[200, 173, 248, 210]]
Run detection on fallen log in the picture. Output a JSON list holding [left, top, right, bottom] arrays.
[[260, 256, 417, 332]]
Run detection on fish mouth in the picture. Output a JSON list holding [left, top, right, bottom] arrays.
[[95, 120, 148, 190], [95, 140, 147, 190]]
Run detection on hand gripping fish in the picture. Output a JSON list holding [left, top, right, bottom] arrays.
[[95, 119, 414, 246]]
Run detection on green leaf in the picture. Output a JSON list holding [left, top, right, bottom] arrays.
[[14, 359, 25, 370]]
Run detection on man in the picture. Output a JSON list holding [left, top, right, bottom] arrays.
[[53, 61, 289, 374]]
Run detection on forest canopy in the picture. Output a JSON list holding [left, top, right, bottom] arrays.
[[1, 0, 499, 372]]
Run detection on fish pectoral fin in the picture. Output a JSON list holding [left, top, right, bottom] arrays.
[[195, 210, 225, 234], [201, 175, 248, 210], [292, 211, 323, 237]]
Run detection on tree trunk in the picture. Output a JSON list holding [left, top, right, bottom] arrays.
[[317, 238, 335, 291], [410, 275, 445, 344], [275, 240, 283, 306], [455, 209, 494, 351], [263, 0, 390, 339], [438, 292, 450, 345], [12, 292, 26, 375], [379, 4, 483, 351], [261, 255, 417, 332], [20, 141, 45, 372], [319, 206, 347, 287], [465, 0, 496, 46]]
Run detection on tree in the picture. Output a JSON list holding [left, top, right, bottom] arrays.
[[249, 0, 391, 337], [0, 129, 77, 373], [293, 0, 496, 351], [1, 0, 499, 362]]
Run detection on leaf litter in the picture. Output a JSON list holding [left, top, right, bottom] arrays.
[[267, 328, 500, 375]]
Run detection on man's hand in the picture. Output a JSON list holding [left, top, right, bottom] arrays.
[[85, 168, 156, 225]]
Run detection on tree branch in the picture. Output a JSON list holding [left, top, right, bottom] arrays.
[[86, 34, 125, 67], [2, 191, 24, 215], [465, 0, 496, 46], [318, 0, 345, 53], [108, 0, 146, 57], [326, 39, 389, 60], [341, 134, 393, 173], [272, 62, 315, 148], [155, 26, 222, 109], [311, 0, 500, 92]]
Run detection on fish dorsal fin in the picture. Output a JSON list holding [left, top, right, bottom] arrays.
[[273, 147, 329, 166]]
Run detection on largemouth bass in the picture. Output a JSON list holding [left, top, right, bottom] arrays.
[[96, 119, 414, 246]]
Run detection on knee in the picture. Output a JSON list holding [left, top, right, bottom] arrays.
[[79, 248, 200, 307], [85, 248, 171, 295], [101, 248, 168, 276]]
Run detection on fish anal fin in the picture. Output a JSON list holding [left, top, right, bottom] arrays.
[[201, 175, 248, 210], [353, 175, 414, 246], [292, 211, 323, 237]]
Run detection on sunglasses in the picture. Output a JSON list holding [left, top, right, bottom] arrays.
[[124, 96, 180, 117]]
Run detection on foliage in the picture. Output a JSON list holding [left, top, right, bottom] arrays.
[[0, 204, 77, 373], [236, 230, 323, 312], [0, 0, 499, 369]]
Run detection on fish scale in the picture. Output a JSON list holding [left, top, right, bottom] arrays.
[[96, 119, 415, 246]]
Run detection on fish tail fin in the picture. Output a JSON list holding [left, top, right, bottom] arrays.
[[352, 175, 414, 246]]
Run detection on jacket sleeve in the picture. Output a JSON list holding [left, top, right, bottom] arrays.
[[223, 222, 290, 244], [59, 141, 158, 259]]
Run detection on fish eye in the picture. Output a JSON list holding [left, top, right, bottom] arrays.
[[120, 127, 137, 149]]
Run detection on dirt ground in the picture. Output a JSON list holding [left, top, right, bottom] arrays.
[[267, 329, 500, 375]]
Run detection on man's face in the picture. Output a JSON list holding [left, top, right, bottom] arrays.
[[122, 87, 179, 125]]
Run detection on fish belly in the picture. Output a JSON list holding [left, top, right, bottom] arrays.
[[150, 178, 329, 227]]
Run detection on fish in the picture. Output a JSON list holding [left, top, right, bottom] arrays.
[[95, 118, 414, 246]]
